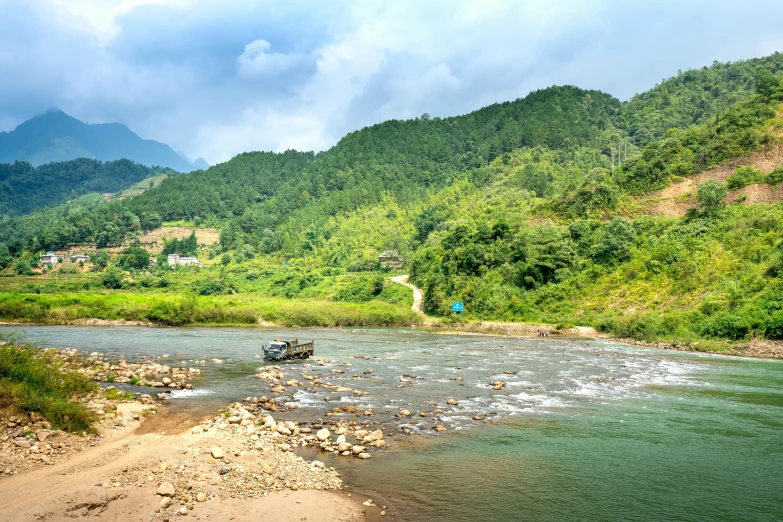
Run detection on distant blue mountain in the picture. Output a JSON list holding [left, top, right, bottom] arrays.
[[0, 109, 207, 172]]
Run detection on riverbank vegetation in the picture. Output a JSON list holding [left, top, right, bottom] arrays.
[[0, 334, 96, 431], [1, 53, 783, 344]]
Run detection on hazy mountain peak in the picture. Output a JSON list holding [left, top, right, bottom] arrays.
[[0, 110, 204, 172]]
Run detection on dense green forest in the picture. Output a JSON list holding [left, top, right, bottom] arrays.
[[2, 52, 783, 345], [0, 158, 172, 218]]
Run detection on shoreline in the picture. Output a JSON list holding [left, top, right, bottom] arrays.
[[3, 318, 783, 360]]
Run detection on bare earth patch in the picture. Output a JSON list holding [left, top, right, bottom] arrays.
[[136, 227, 220, 254], [645, 142, 783, 217]]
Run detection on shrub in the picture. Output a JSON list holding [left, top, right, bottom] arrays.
[[766, 167, 783, 186], [726, 166, 764, 190], [700, 313, 750, 340], [101, 271, 123, 289], [764, 310, 783, 339]]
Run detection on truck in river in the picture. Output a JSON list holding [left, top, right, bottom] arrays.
[[262, 338, 314, 361]]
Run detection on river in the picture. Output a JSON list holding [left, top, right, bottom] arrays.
[[3, 325, 782, 521]]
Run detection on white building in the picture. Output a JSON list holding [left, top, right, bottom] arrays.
[[70, 254, 90, 263], [168, 253, 200, 267], [40, 251, 59, 267]]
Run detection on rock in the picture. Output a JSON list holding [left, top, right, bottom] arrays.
[[36, 431, 49, 442], [162, 377, 172, 385], [210, 447, 224, 459], [358, 452, 371, 459], [160, 497, 172, 508], [178, 506, 188, 516], [156, 482, 176, 497], [336, 435, 346, 444], [337, 442, 352, 452], [196, 492, 206, 502], [218, 465, 232, 475], [399, 409, 411, 417], [447, 399, 459, 406], [312, 460, 325, 469], [369, 429, 383, 441], [351, 445, 365, 455], [316, 428, 331, 441]]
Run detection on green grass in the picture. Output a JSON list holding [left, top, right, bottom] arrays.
[[0, 335, 97, 432], [0, 291, 422, 327]]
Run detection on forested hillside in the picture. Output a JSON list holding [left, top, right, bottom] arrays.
[[2, 52, 783, 344], [0, 158, 171, 218]]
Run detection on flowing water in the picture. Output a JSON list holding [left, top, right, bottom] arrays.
[[3, 325, 782, 521]]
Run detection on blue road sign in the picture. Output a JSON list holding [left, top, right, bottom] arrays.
[[451, 302, 464, 313]]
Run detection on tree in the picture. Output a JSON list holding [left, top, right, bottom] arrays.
[[91, 250, 110, 271], [592, 218, 637, 264], [0, 244, 12, 269], [119, 247, 150, 270], [755, 69, 781, 97], [697, 178, 728, 213], [14, 259, 33, 275]]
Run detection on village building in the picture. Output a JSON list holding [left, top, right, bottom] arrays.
[[70, 254, 90, 263], [40, 251, 60, 267], [167, 253, 201, 267], [378, 250, 406, 268]]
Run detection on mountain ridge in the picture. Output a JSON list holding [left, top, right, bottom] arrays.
[[0, 109, 205, 172]]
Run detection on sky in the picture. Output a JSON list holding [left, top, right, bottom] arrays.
[[1, 0, 782, 165]]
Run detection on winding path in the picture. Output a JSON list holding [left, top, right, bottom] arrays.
[[390, 274, 424, 315]]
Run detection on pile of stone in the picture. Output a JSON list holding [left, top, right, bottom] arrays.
[[46, 348, 200, 390], [214, 402, 387, 461]]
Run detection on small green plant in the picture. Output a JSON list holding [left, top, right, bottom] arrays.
[[106, 373, 117, 383], [128, 377, 140, 385]]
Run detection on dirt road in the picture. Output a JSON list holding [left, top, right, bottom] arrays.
[[390, 275, 424, 315]]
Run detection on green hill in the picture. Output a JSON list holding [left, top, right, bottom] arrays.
[[0, 158, 173, 218], [2, 52, 783, 346]]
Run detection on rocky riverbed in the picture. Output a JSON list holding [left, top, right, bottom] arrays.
[[49, 348, 201, 390]]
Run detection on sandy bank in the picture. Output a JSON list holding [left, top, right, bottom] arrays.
[[0, 407, 381, 521]]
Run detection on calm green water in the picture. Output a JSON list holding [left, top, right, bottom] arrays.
[[4, 326, 782, 521]]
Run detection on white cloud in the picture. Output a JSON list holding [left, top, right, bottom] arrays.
[[2, 0, 783, 164], [49, 0, 177, 41], [236, 39, 304, 78]]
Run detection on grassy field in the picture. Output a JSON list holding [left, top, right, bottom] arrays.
[[0, 334, 97, 431]]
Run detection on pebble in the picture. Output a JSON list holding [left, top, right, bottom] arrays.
[[210, 446, 224, 459]]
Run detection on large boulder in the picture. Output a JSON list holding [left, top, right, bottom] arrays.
[[316, 429, 331, 442], [156, 482, 175, 497]]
